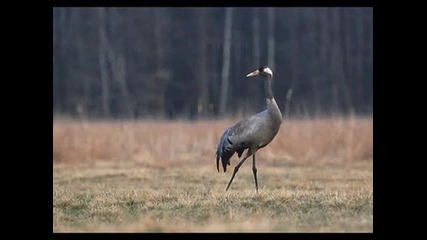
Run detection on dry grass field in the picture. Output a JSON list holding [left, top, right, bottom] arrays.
[[53, 116, 373, 232]]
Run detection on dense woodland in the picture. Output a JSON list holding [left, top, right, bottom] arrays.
[[53, 7, 373, 119]]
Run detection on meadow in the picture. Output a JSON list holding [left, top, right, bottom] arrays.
[[53, 116, 373, 232]]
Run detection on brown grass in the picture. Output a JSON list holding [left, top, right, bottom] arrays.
[[53, 116, 372, 167], [53, 116, 373, 232]]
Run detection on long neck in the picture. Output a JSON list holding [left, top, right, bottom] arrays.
[[264, 76, 274, 100], [264, 76, 283, 120]]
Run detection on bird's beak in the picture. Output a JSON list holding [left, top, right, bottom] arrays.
[[246, 69, 260, 78]]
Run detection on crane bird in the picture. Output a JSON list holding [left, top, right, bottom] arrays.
[[215, 66, 282, 192]]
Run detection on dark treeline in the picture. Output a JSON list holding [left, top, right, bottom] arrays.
[[53, 7, 373, 119]]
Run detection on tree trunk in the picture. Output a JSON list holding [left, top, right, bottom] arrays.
[[329, 9, 339, 113], [252, 8, 260, 67], [320, 8, 333, 113], [154, 8, 165, 70], [110, 9, 133, 118], [98, 7, 110, 117], [306, 8, 321, 116], [289, 9, 299, 115], [351, 9, 365, 113], [219, 7, 233, 117], [78, 37, 90, 119], [151, 8, 171, 118], [53, 8, 66, 114], [196, 8, 209, 118], [285, 88, 293, 118], [334, 8, 353, 113], [248, 7, 261, 113], [342, 8, 355, 108], [114, 54, 133, 118], [267, 7, 275, 71]]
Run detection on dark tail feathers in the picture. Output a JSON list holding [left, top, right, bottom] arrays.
[[216, 128, 234, 172]]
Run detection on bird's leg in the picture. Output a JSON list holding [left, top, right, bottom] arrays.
[[252, 153, 258, 193], [226, 152, 252, 191]]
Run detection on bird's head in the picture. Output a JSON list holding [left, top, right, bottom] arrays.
[[246, 66, 273, 78]]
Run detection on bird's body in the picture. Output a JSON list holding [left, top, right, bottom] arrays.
[[215, 66, 283, 192], [216, 99, 282, 172]]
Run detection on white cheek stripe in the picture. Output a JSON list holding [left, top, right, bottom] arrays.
[[264, 67, 273, 77]]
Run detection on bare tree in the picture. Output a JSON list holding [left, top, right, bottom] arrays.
[[356, 8, 367, 110], [114, 54, 133, 118], [267, 7, 275, 71], [219, 7, 233, 116], [97, 8, 134, 118], [288, 9, 299, 115], [76, 30, 90, 118], [154, 8, 166, 70], [285, 88, 293, 118], [245, 7, 262, 113], [98, 7, 111, 117], [53, 8, 67, 114], [331, 8, 352, 113], [252, 8, 260, 67], [327, 9, 339, 112], [151, 8, 171, 117], [304, 8, 322, 116], [110, 9, 133, 118], [196, 8, 209, 118]]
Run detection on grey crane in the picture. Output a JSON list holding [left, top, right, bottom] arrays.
[[215, 66, 282, 192]]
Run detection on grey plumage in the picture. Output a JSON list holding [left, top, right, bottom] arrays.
[[215, 66, 283, 192]]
